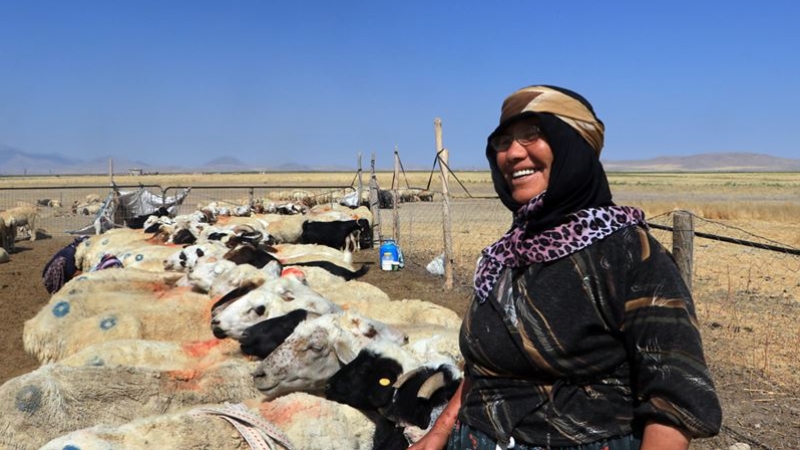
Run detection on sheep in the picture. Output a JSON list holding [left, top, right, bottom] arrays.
[[222, 242, 280, 268], [210, 273, 343, 340], [270, 242, 354, 264], [181, 258, 248, 293], [0, 205, 40, 241], [75, 201, 103, 216], [0, 217, 14, 253], [114, 243, 182, 272], [251, 310, 408, 400], [23, 270, 214, 362], [74, 227, 164, 271], [335, 298, 463, 329], [267, 244, 370, 279], [0, 358, 261, 450], [307, 203, 373, 225], [85, 193, 102, 204], [39, 394, 378, 450], [222, 242, 368, 280], [325, 343, 462, 446], [238, 308, 314, 358], [300, 219, 364, 252], [163, 240, 230, 272], [202, 223, 270, 247], [58, 338, 243, 371]]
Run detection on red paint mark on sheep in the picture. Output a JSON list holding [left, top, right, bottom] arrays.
[[182, 339, 223, 358]]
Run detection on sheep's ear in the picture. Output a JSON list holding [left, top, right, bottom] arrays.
[[276, 285, 296, 301], [333, 340, 357, 364]]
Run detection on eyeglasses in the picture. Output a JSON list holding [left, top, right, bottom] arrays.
[[489, 125, 542, 152]]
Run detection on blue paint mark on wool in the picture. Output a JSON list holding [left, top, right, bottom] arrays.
[[100, 317, 117, 330], [101, 238, 109, 245], [135, 254, 144, 261], [63, 445, 81, 450], [52, 301, 70, 317], [15, 385, 42, 413]]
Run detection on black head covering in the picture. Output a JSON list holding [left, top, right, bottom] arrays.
[[486, 85, 614, 234]]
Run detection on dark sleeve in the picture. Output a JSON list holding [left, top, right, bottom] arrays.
[[622, 227, 722, 438]]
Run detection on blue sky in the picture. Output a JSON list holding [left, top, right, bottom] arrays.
[[1, 1, 798, 170]]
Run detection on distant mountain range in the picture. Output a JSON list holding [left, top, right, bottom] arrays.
[[1, 145, 799, 175], [601, 152, 800, 172], [0, 145, 352, 175]]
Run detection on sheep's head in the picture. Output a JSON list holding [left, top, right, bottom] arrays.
[[251, 311, 405, 401], [210, 286, 279, 339]]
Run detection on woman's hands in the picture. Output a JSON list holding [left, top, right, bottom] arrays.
[[407, 378, 465, 450], [640, 421, 690, 450], [406, 423, 452, 450]]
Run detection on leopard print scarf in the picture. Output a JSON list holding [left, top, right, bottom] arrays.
[[474, 193, 647, 303]]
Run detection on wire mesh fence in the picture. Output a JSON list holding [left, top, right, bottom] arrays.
[[2, 182, 799, 447]]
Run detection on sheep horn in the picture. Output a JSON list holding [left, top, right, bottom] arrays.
[[392, 366, 429, 389], [416, 371, 447, 399]]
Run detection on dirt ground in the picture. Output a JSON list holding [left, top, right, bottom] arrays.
[[1, 236, 797, 449]]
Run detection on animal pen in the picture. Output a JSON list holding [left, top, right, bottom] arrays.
[[1, 168, 800, 448]]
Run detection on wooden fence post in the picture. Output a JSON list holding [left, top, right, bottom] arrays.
[[435, 118, 453, 289], [672, 210, 694, 292], [392, 146, 400, 244], [369, 152, 381, 244], [357, 152, 363, 206]]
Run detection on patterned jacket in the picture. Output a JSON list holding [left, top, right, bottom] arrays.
[[458, 225, 722, 447]]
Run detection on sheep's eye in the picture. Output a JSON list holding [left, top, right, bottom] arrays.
[[196, 249, 205, 257], [309, 343, 325, 353], [253, 305, 266, 316]]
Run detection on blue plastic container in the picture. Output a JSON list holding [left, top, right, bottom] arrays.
[[379, 239, 399, 271]]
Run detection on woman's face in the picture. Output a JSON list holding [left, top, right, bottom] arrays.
[[493, 118, 553, 204]]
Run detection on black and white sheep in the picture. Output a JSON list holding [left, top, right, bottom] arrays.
[[325, 343, 462, 446], [238, 308, 313, 358]]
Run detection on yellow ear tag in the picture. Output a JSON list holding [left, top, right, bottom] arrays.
[[379, 378, 391, 386]]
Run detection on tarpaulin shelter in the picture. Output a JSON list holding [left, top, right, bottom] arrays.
[[68, 186, 191, 235]]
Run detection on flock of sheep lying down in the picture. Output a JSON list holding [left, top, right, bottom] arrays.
[[0, 203, 465, 450]]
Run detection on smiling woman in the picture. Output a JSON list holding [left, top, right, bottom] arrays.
[[409, 85, 722, 450]]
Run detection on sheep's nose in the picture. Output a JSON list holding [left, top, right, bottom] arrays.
[[212, 326, 227, 339]]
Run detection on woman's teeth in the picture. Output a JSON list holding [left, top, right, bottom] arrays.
[[513, 168, 538, 179]]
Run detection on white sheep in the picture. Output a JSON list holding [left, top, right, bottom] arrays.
[[40, 394, 377, 450], [59, 338, 243, 371], [0, 359, 261, 450], [24, 272, 215, 362], [0, 205, 40, 241], [335, 298, 463, 329], [74, 228, 163, 271], [261, 213, 306, 244]]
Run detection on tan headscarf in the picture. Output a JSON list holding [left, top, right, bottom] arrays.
[[499, 86, 605, 156]]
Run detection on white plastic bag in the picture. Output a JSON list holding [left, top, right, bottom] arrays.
[[426, 253, 445, 276]]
